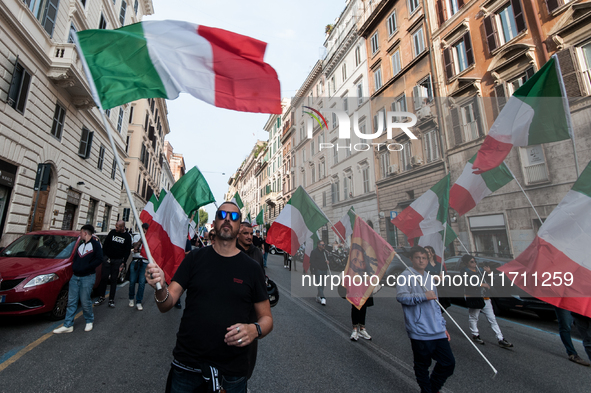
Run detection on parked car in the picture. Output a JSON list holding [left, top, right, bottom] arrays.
[[382, 247, 414, 285], [442, 255, 556, 320], [96, 232, 135, 284], [269, 245, 286, 255], [0, 230, 101, 320]]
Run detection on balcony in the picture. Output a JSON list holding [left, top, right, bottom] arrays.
[[47, 43, 94, 109], [265, 192, 278, 206]]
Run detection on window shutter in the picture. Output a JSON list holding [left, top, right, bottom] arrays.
[[413, 85, 421, 110], [451, 107, 463, 146], [85, 131, 94, 159], [494, 84, 507, 118], [526, 67, 535, 80], [555, 48, 583, 97], [458, 0, 465, 7], [443, 47, 454, 81], [464, 32, 474, 66], [483, 15, 499, 53], [511, 0, 527, 34], [472, 97, 484, 137], [545, 0, 563, 14], [42, 0, 60, 38], [7, 56, 20, 107], [436, 0, 447, 26]]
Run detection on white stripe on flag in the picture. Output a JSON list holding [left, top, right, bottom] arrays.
[[152, 193, 191, 249]]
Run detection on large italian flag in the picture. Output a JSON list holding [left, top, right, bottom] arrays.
[[499, 161, 591, 318], [140, 167, 215, 283], [266, 186, 329, 255], [392, 174, 450, 240], [76, 20, 281, 113], [332, 207, 356, 244], [450, 154, 513, 216], [472, 56, 571, 173]]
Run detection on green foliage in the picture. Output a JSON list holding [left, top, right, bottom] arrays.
[[198, 208, 208, 226]]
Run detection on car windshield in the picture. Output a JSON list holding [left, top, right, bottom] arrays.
[[0, 234, 78, 259]]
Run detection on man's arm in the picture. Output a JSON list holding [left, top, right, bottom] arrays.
[[224, 299, 273, 347], [396, 274, 430, 305], [89, 239, 104, 270], [145, 263, 184, 312]]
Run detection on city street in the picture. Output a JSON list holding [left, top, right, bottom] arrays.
[[1, 254, 590, 392]]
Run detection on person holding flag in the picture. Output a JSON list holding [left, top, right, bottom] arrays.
[[146, 201, 272, 392]]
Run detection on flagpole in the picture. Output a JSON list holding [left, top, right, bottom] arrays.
[[503, 162, 544, 223], [73, 32, 162, 290], [440, 222, 448, 275], [393, 253, 498, 376]]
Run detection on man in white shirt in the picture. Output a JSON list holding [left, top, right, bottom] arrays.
[[128, 223, 149, 311]]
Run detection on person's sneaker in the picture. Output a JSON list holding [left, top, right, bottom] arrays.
[[320, 298, 326, 306], [569, 354, 591, 366], [128, 299, 134, 307], [53, 326, 73, 334], [472, 335, 485, 345], [136, 303, 143, 311], [498, 338, 513, 348], [108, 300, 115, 308], [350, 327, 359, 341], [94, 297, 106, 306], [358, 327, 372, 340], [84, 323, 93, 332]]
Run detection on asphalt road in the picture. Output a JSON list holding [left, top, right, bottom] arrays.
[[1, 254, 590, 392]]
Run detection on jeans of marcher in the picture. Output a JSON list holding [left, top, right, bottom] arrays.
[[313, 270, 327, 298], [468, 299, 503, 341], [573, 314, 591, 362], [64, 274, 95, 327], [98, 258, 123, 300], [128, 259, 147, 304], [263, 252, 268, 267], [555, 306, 577, 356], [166, 365, 248, 393], [410, 338, 455, 393]]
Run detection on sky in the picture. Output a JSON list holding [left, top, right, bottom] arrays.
[[144, 0, 347, 221]]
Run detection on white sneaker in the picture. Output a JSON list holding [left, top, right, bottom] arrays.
[[320, 298, 326, 306], [84, 323, 93, 332], [136, 303, 143, 311], [358, 327, 372, 340], [350, 327, 359, 341], [53, 326, 73, 334], [129, 299, 134, 307]]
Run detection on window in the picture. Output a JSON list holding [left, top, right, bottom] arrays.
[[302, 170, 306, 187], [450, 97, 482, 146], [311, 139, 315, 155], [26, 0, 60, 37], [355, 46, 361, 67], [345, 139, 351, 157], [444, 32, 474, 80], [322, 191, 327, 207], [437, 0, 462, 25], [303, 149, 306, 163], [78, 127, 94, 159], [391, 50, 402, 77], [357, 81, 363, 106], [424, 130, 440, 163], [520, 145, 549, 184], [333, 144, 339, 165], [311, 165, 316, 183], [401, 141, 412, 171], [461, 102, 480, 141], [119, 1, 127, 25], [111, 159, 117, 179], [319, 160, 326, 179], [371, 32, 379, 55], [380, 151, 390, 179], [409, 0, 420, 14], [343, 96, 349, 114], [129, 106, 134, 123], [358, 121, 367, 144], [391, 94, 407, 122], [86, 199, 97, 225], [102, 205, 112, 234], [122, 208, 130, 222], [7, 59, 32, 114], [105, 108, 111, 118], [117, 107, 124, 132], [484, 0, 526, 53], [508, 66, 535, 94], [332, 112, 337, 129], [362, 167, 370, 193], [374, 67, 383, 91], [99, 13, 107, 29], [387, 11, 397, 36], [343, 175, 349, 200], [373, 108, 386, 133], [332, 178, 340, 203], [580, 42, 591, 95], [413, 75, 433, 110], [329, 75, 336, 96], [50, 103, 66, 140], [412, 27, 425, 57], [68, 23, 77, 43], [341, 63, 347, 82], [97, 146, 105, 170], [134, 0, 139, 14]]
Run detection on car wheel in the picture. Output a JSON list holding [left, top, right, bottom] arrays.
[[48, 286, 69, 321], [270, 248, 276, 255], [535, 310, 557, 321]]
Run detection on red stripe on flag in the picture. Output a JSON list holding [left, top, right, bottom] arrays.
[[332, 221, 346, 242], [197, 25, 282, 114], [140, 218, 186, 284], [391, 207, 425, 240], [472, 136, 513, 174], [266, 222, 301, 256], [499, 236, 591, 318], [449, 184, 477, 216]]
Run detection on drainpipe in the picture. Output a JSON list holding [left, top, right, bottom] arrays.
[[527, 0, 549, 63]]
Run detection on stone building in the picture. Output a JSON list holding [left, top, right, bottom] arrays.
[[164, 141, 185, 181], [0, 0, 153, 246]]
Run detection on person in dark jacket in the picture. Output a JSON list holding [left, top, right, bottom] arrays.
[[310, 241, 329, 305], [54, 225, 103, 334], [95, 220, 132, 308], [237, 222, 265, 271]]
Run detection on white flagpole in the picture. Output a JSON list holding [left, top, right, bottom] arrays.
[[73, 32, 162, 290], [503, 162, 544, 223]]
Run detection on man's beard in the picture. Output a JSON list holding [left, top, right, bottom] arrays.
[[215, 221, 238, 241]]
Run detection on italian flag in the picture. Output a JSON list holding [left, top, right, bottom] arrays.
[[231, 192, 244, 209], [266, 186, 329, 255], [499, 161, 591, 318], [76, 20, 281, 113], [332, 207, 356, 244], [140, 167, 215, 283], [392, 174, 450, 240], [417, 224, 457, 264], [472, 56, 571, 173], [256, 208, 264, 226], [450, 154, 513, 216]]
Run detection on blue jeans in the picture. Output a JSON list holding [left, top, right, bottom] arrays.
[[555, 306, 577, 356], [573, 314, 591, 362], [410, 338, 455, 393], [128, 259, 147, 304], [263, 252, 268, 267], [166, 365, 247, 393], [64, 274, 95, 327]]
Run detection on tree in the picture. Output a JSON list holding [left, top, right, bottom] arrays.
[[198, 208, 208, 227]]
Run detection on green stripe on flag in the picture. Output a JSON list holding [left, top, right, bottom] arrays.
[[233, 192, 244, 209], [431, 174, 451, 224], [256, 208, 264, 225], [77, 23, 168, 109], [468, 154, 513, 191], [170, 167, 215, 216], [289, 186, 329, 234], [151, 189, 166, 212], [571, 160, 591, 198]]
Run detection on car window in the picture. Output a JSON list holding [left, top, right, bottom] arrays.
[[444, 256, 461, 271], [0, 235, 78, 259]]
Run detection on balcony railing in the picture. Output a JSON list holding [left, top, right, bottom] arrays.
[[47, 43, 94, 109]]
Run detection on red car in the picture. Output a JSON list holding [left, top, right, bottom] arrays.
[[0, 230, 101, 320]]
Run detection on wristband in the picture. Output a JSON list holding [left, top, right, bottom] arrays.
[[254, 322, 262, 339], [154, 287, 169, 303]]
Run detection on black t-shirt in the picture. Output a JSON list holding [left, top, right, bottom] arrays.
[[252, 235, 262, 248], [172, 246, 268, 376]]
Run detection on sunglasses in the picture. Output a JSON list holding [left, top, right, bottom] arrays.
[[216, 210, 240, 221]]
